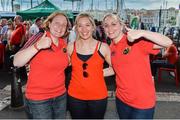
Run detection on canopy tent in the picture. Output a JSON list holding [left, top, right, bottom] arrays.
[[16, 0, 74, 20]]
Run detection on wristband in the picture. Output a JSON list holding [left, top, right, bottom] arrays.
[[34, 43, 40, 51]]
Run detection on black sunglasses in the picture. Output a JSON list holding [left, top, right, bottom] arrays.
[[82, 63, 88, 78]]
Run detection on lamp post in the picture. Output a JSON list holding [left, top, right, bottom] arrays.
[[159, 5, 162, 32], [116, 0, 120, 13], [91, 0, 93, 11], [11, 0, 14, 12], [31, 0, 32, 8], [106, 0, 107, 10]]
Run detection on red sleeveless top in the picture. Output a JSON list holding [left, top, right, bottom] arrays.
[[68, 42, 108, 100]]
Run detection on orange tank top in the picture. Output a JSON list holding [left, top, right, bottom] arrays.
[[68, 42, 108, 100]]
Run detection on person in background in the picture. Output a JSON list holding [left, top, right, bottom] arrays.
[[10, 15, 26, 54], [4, 19, 14, 71], [29, 17, 43, 37], [173, 27, 179, 39], [0, 24, 2, 32], [7, 19, 14, 48], [102, 13, 172, 119], [67, 13, 112, 119], [0, 18, 8, 46], [94, 20, 109, 43], [0, 19, 8, 69], [150, 26, 156, 32], [151, 44, 178, 77], [23, 21, 32, 42], [13, 12, 70, 119]]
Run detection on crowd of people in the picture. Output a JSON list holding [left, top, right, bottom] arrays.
[[0, 16, 44, 70], [0, 11, 176, 119]]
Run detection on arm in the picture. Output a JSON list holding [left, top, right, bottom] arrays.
[[19, 34, 26, 47], [13, 45, 39, 67], [127, 29, 172, 49], [103, 67, 115, 77], [100, 43, 115, 77], [19, 25, 27, 47], [67, 42, 74, 66], [13, 33, 52, 67]]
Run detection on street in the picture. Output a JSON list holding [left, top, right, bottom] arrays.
[[0, 66, 180, 119]]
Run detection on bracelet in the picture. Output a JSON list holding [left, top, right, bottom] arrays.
[[34, 43, 40, 51]]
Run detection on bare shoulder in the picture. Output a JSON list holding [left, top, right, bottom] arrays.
[[98, 42, 110, 56]]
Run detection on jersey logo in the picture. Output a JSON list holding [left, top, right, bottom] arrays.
[[63, 48, 67, 53], [123, 47, 131, 55]]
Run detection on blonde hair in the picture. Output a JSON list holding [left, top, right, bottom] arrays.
[[102, 13, 124, 25], [102, 13, 127, 33], [75, 13, 96, 32], [43, 11, 70, 36]]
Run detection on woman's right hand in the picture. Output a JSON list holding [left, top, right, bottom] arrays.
[[36, 33, 52, 50]]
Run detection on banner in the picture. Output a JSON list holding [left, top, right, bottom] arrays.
[[130, 15, 139, 30]]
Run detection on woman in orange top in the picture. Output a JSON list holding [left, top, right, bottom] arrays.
[[13, 12, 69, 119], [102, 13, 172, 119], [67, 13, 113, 119]]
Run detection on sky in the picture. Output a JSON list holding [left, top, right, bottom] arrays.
[[125, 0, 179, 10], [0, 0, 179, 11]]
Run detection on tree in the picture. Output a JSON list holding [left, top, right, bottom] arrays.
[[167, 16, 176, 26]]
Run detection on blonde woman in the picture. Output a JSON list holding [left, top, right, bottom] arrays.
[[66, 13, 112, 119], [102, 13, 172, 119]]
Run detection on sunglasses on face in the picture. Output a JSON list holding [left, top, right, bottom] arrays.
[[82, 63, 88, 78]]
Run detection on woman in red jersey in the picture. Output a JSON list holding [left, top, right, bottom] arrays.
[[13, 12, 69, 119], [66, 13, 113, 119], [102, 13, 172, 119]]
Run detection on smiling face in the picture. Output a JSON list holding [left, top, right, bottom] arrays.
[[103, 14, 123, 42], [76, 17, 94, 40], [49, 15, 68, 38], [75, 13, 96, 41]]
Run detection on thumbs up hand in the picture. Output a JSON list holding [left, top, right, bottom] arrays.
[[35, 32, 52, 50]]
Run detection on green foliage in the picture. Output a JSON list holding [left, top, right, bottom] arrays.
[[167, 16, 176, 26]]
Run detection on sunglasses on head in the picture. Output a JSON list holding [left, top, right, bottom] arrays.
[[82, 63, 88, 78]]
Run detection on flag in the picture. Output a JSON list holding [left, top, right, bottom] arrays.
[[130, 15, 139, 30]]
